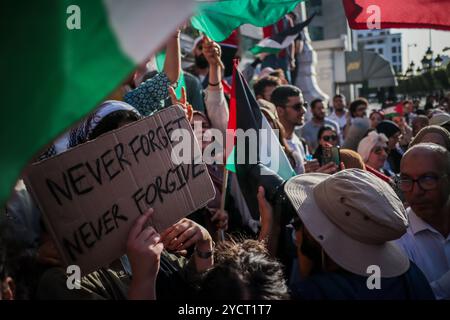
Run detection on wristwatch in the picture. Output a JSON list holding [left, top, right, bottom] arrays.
[[195, 246, 213, 259]]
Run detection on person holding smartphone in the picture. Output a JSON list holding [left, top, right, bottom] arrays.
[[313, 125, 340, 166]]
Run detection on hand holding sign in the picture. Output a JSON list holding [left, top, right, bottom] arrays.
[[169, 86, 193, 122], [160, 218, 211, 251], [25, 106, 215, 275], [127, 208, 163, 300], [161, 218, 213, 273]]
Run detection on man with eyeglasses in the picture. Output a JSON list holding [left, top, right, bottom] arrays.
[[271, 86, 340, 175], [299, 99, 340, 153], [396, 143, 450, 299], [271, 85, 309, 174]]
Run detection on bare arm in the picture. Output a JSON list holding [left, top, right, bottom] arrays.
[[257, 186, 280, 257], [203, 38, 229, 135], [164, 29, 181, 84]]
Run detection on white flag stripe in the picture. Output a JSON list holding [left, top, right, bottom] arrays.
[[104, 0, 195, 63], [255, 34, 298, 50]]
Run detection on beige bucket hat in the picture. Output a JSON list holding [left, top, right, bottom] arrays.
[[284, 169, 410, 278], [430, 113, 450, 127]]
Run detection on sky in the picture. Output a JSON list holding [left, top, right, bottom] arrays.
[[392, 29, 450, 72]]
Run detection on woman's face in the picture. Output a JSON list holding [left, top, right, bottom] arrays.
[[319, 129, 338, 147], [370, 113, 383, 129], [388, 131, 401, 150], [367, 145, 388, 170], [191, 114, 212, 152], [354, 104, 367, 118]]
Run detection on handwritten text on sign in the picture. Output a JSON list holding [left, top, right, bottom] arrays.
[[25, 106, 215, 275]]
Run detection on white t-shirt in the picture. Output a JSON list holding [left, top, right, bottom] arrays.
[[286, 134, 307, 174]]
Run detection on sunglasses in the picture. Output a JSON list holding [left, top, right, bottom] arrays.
[[373, 146, 389, 155], [322, 135, 338, 142], [287, 102, 308, 112]]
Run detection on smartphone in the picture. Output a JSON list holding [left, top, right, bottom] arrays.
[[322, 146, 341, 168]]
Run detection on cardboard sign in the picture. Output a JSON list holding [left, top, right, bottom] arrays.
[[25, 105, 216, 275]]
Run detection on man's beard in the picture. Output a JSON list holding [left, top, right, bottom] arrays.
[[195, 54, 209, 69]]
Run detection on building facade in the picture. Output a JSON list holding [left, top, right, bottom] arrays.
[[303, 0, 358, 102], [356, 30, 403, 74]]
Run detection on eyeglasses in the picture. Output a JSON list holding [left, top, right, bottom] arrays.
[[373, 146, 388, 155], [398, 174, 447, 192], [287, 102, 308, 112], [322, 135, 338, 142]]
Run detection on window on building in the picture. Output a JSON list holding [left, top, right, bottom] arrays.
[[392, 56, 397, 62], [306, 0, 323, 16], [392, 38, 397, 43], [393, 65, 398, 73], [392, 47, 397, 53], [378, 48, 384, 54], [368, 41, 374, 45], [309, 26, 324, 41], [377, 40, 384, 44]]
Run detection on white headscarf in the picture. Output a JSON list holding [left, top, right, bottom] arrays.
[[357, 131, 388, 162]]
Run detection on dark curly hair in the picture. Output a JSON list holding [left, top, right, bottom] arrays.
[[0, 217, 41, 299], [198, 239, 289, 300]]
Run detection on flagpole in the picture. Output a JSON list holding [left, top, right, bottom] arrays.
[[215, 58, 238, 242], [215, 167, 228, 242]]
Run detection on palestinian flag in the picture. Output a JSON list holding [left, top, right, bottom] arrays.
[[191, 0, 304, 42], [343, 0, 450, 30], [250, 14, 315, 55], [225, 61, 296, 218], [1, 0, 195, 206], [383, 103, 404, 119]]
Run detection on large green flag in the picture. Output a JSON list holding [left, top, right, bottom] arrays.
[[191, 0, 303, 42], [0, 0, 195, 206]]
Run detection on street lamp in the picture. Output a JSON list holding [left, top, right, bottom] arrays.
[[405, 67, 413, 77], [435, 54, 443, 68], [416, 66, 422, 74], [425, 47, 433, 60], [407, 61, 415, 76], [421, 55, 430, 70]]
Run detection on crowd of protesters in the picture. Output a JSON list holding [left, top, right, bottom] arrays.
[[1, 19, 449, 301]]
